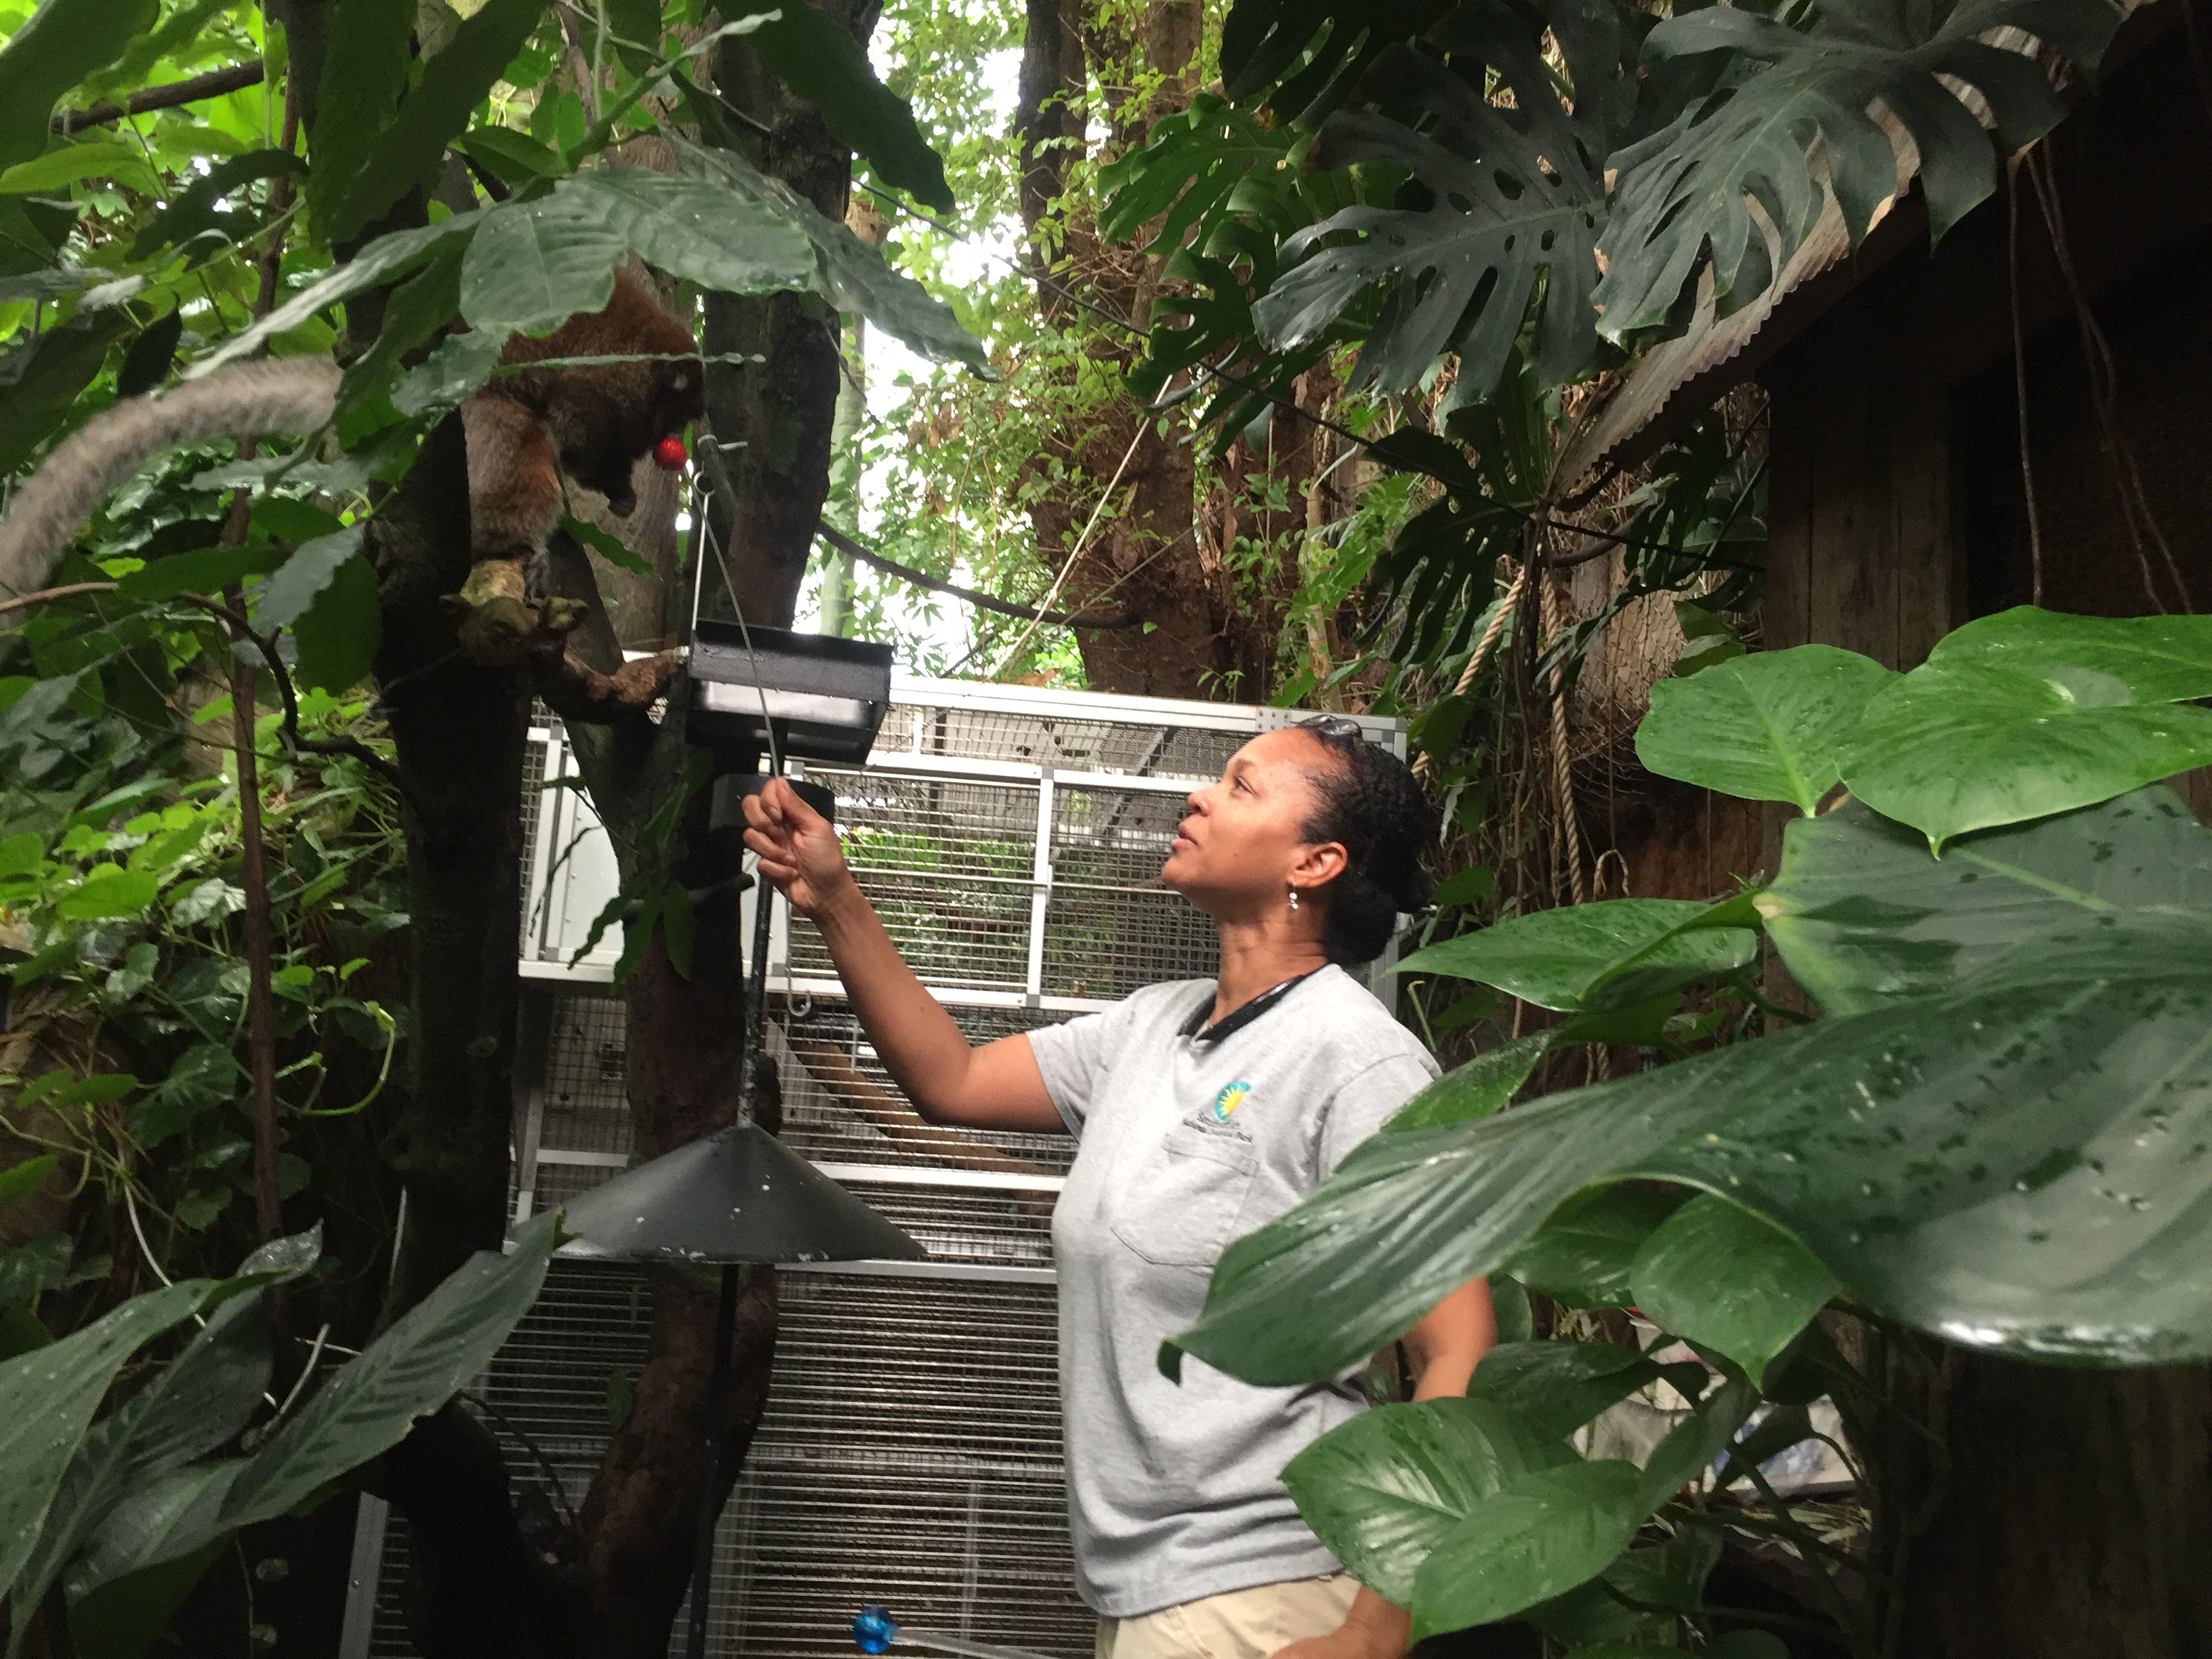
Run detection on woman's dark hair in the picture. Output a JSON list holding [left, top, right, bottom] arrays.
[[1292, 716, 1437, 966]]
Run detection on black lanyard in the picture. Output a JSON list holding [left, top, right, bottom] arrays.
[[1181, 970, 1319, 1046]]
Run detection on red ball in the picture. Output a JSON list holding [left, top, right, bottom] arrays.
[[653, 434, 689, 470]]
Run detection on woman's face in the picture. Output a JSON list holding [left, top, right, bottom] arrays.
[[1160, 729, 1346, 913]]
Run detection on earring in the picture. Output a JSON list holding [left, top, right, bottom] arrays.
[[1287, 885, 1300, 912]]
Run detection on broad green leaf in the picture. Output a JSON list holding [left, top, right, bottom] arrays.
[[453, 125, 562, 188], [673, 139, 988, 372], [9, 1291, 271, 1635], [190, 215, 480, 376], [0, 0, 159, 171], [214, 1212, 557, 1532], [65, 1460, 241, 1607], [0, 140, 152, 195], [0, 1156, 58, 1209], [392, 327, 503, 418], [333, 244, 466, 424], [459, 172, 812, 337], [0, 832, 43, 877], [118, 542, 284, 603], [1098, 92, 1297, 253], [1409, 1459, 1645, 1638], [1380, 1034, 1549, 1133], [1712, 1401, 1816, 1491], [238, 1223, 323, 1281], [560, 514, 655, 579], [1636, 645, 1897, 813], [1631, 1376, 1759, 1512], [0, 1235, 74, 1305], [79, 0, 237, 102], [1281, 1398, 1572, 1604], [0, 1279, 211, 1603], [66, 1535, 227, 1659], [1465, 1341, 1705, 1442], [1597, 0, 2116, 343], [306, 0, 414, 242], [1170, 915, 2212, 1383], [720, 0, 954, 212], [1759, 788, 2212, 1015], [1528, 1526, 1724, 1648], [1498, 1184, 1692, 1307], [1629, 1195, 1837, 1386], [291, 554, 382, 693], [1930, 607, 2212, 703], [0, 310, 135, 474], [1396, 899, 1755, 1011], [252, 527, 364, 632], [116, 310, 183, 398], [322, 0, 546, 244], [1255, 8, 1622, 395], [1839, 663, 2212, 851], [56, 866, 158, 919]]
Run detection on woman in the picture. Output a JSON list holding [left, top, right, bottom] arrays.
[[743, 716, 1494, 1659]]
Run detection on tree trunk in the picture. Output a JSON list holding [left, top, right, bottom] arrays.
[[699, 0, 883, 631], [1870, 1334, 2212, 1656]]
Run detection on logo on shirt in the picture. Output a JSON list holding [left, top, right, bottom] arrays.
[[1211, 1080, 1252, 1122]]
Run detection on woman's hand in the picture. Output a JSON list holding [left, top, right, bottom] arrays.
[[740, 775, 855, 918]]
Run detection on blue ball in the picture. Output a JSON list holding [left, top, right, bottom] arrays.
[[853, 1605, 900, 1655]]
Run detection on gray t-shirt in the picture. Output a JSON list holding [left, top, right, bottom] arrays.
[[1029, 964, 1440, 1618]]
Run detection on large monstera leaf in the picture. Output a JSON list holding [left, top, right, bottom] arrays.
[[1597, 0, 2125, 343], [1256, 0, 1623, 397], [1167, 914, 2212, 1385], [1218, 0, 1461, 127]]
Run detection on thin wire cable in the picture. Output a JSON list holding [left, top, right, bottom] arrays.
[[989, 419, 1148, 675]]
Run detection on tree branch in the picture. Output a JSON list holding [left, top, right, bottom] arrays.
[[55, 62, 267, 132], [814, 523, 1140, 630]]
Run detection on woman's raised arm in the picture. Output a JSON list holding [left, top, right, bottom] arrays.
[[741, 775, 1065, 1133]]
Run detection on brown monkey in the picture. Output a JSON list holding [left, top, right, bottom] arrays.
[[0, 268, 704, 672]]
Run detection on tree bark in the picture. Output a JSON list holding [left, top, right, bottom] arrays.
[[698, 0, 883, 631], [1870, 1334, 2212, 1657]]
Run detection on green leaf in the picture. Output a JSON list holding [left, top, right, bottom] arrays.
[[1632, 1376, 1759, 1513], [252, 527, 364, 632], [1758, 787, 2212, 1016], [0, 1279, 212, 1604], [1528, 1527, 1724, 1648], [0, 0, 159, 171], [1380, 1034, 1548, 1133], [129, 1044, 241, 1149], [719, 0, 954, 212], [0, 1156, 58, 1210], [0, 832, 43, 878], [291, 554, 382, 693], [1629, 1195, 1837, 1387], [0, 1234, 73, 1305], [0, 310, 134, 475], [129, 149, 306, 264], [64, 1460, 241, 1613], [57, 865, 159, 920], [453, 124, 562, 188], [1498, 1184, 1692, 1308], [10, 1290, 271, 1635], [1098, 92, 1296, 252], [67, 1535, 228, 1659], [118, 542, 283, 603], [1409, 1459, 1645, 1638], [459, 171, 811, 337], [391, 327, 503, 418], [1396, 899, 1755, 1011], [190, 215, 479, 377], [333, 243, 466, 425], [116, 310, 184, 399], [1172, 915, 2212, 1382], [559, 514, 654, 579], [1838, 611, 2212, 850], [659, 875, 695, 979], [1597, 0, 2116, 344], [0, 140, 150, 195], [1636, 645, 1898, 813], [1465, 1341, 1704, 1442], [673, 138, 988, 373], [1281, 1398, 1573, 1605], [323, 0, 548, 245], [306, 0, 415, 243], [1256, 21, 1612, 396]]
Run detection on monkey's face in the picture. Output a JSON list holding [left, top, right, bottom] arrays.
[[555, 359, 706, 516]]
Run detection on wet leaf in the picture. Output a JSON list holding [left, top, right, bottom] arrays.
[[1409, 1459, 1645, 1638], [1630, 1195, 1837, 1386], [1637, 645, 1898, 813], [1466, 1341, 1706, 1442], [1379, 1034, 1550, 1134], [1282, 1398, 1572, 1604], [1397, 898, 1755, 1011], [1498, 1184, 1692, 1307]]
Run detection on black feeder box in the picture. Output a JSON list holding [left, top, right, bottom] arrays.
[[557, 619, 911, 1659]]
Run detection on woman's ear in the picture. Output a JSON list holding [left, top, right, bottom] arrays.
[[1291, 840, 1350, 890]]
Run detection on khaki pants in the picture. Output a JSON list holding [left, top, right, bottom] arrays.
[[1093, 1575, 1361, 1659]]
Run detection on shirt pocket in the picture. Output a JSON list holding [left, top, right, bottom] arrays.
[[1109, 1122, 1260, 1269]]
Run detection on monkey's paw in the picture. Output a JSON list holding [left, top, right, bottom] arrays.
[[443, 560, 586, 663]]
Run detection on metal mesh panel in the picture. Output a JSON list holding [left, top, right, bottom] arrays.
[[368, 1266, 1088, 1659], [785, 771, 1038, 992], [518, 733, 548, 953], [541, 996, 634, 1159], [1044, 783, 1217, 1002], [884, 701, 1244, 781], [779, 999, 1074, 1176]]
